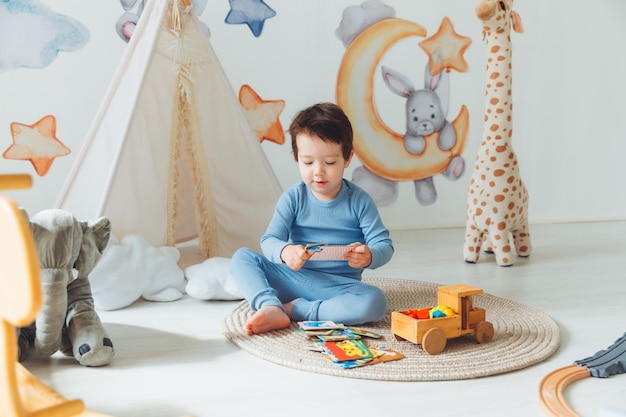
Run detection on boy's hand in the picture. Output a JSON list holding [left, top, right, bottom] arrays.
[[344, 242, 372, 268], [280, 244, 310, 271]]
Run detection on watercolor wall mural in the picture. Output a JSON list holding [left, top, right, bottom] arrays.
[[336, 9, 471, 207], [0, 0, 88, 176], [0, 0, 89, 72], [224, 0, 276, 37], [238, 85, 286, 145], [1, 0, 624, 226], [2, 115, 70, 176]]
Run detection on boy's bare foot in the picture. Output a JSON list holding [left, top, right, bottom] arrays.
[[246, 306, 291, 335], [283, 299, 299, 318]]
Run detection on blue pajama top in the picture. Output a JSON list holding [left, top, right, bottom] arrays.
[[260, 179, 394, 279]]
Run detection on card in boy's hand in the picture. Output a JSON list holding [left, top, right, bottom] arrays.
[[306, 243, 350, 261]]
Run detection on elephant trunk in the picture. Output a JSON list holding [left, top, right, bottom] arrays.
[[29, 209, 82, 357]]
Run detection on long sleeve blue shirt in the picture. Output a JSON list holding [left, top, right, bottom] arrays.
[[261, 179, 394, 279]]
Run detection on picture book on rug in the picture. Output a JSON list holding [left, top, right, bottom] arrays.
[[296, 322, 403, 368], [320, 339, 373, 362], [323, 346, 406, 369]]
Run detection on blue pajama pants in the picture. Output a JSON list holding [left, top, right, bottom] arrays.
[[230, 248, 387, 325]]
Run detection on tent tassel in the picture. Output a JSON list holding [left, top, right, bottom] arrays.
[[171, 0, 184, 33]]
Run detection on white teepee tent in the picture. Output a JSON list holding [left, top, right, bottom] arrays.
[[56, 0, 282, 258]]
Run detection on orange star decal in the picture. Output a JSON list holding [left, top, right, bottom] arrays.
[[3, 115, 71, 176], [239, 84, 286, 145], [419, 16, 472, 75]]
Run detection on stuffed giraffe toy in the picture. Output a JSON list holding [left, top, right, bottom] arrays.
[[464, 0, 531, 266]]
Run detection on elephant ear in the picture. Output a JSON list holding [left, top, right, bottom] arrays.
[[75, 217, 112, 278]]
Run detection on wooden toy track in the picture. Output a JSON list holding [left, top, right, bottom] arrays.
[[539, 365, 591, 417], [539, 333, 626, 417]]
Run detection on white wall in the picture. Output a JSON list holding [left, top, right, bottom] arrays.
[[2, 0, 625, 230]]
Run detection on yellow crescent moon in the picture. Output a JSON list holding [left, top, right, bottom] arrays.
[[336, 18, 469, 181]]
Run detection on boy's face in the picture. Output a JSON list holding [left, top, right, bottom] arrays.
[[296, 133, 353, 202]]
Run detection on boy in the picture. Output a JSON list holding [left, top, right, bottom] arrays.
[[230, 102, 394, 335]]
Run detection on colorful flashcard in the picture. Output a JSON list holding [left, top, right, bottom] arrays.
[[306, 243, 350, 261]]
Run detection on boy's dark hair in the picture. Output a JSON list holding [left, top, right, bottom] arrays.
[[288, 102, 353, 161]]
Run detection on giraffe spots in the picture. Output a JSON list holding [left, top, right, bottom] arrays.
[[490, 71, 500, 80], [493, 169, 505, 177], [495, 145, 507, 153], [476, 208, 483, 216], [490, 123, 499, 132], [508, 202, 515, 210], [494, 194, 505, 202], [490, 97, 500, 106], [490, 45, 501, 53], [507, 176, 515, 184], [497, 55, 506, 61]]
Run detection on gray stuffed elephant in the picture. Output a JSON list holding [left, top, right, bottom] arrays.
[[17, 208, 114, 367]]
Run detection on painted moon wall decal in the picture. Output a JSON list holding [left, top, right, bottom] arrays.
[[336, 18, 469, 181]]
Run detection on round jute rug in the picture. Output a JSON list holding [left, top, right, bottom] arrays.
[[222, 278, 560, 381]]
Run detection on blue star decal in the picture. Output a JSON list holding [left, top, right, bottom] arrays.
[[224, 0, 276, 37]]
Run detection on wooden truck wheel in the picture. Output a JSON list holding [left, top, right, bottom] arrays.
[[422, 327, 447, 355], [393, 334, 405, 341], [474, 321, 494, 344]]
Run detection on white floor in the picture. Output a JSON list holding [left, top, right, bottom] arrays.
[[25, 221, 626, 417]]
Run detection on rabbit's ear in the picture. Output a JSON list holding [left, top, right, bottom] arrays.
[[381, 66, 415, 98], [424, 56, 450, 117], [435, 70, 450, 118], [424, 52, 444, 90]]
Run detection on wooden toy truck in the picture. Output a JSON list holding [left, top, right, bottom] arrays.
[[391, 284, 494, 355]]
